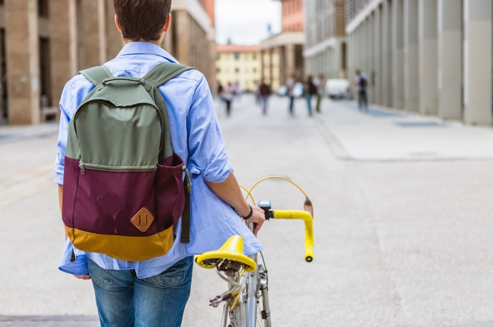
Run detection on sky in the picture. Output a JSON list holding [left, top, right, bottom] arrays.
[[215, 0, 282, 45]]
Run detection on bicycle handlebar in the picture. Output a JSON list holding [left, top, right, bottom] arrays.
[[272, 210, 314, 262]]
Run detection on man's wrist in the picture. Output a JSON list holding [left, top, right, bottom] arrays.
[[236, 203, 252, 219], [241, 205, 253, 220]]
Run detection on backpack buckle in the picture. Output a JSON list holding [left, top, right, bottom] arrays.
[[140, 79, 153, 92], [182, 166, 192, 193]]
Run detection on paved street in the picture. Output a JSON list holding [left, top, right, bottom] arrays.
[[2, 95, 493, 326]]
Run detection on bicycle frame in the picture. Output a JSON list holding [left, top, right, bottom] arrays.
[[217, 222, 271, 327]]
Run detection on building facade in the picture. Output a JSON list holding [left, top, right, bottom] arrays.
[[1, 0, 215, 125], [260, 0, 305, 91], [304, 0, 347, 79], [216, 44, 261, 92], [346, 0, 493, 125]]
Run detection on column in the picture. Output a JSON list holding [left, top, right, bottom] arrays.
[[106, 0, 123, 60], [279, 46, 286, 85], [207, 37, 216, 92], [49, 0, 77, 109], [419, 0, 438, 115], [285, 44, 296, 79], [80, 0, 107, 68], [5, 0, 40, 124], [438, 0, 462, 120], [404, 0, 419, 111], [392, 0, 405, 109], [175, 10, 191, 65], [349, 33, 354, 81], [463, 0, 492, 125], [373, 9, 381, 105], [381, 0, 393, 107]]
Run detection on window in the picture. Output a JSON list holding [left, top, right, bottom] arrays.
[[217, 54, 221, 61], [253, 68, 257, 73], [252, 53, 257, 60], [217, 68, 221, 73], [38, 0, 49, 17], [234, 52, 240, 60], [235, 68, 240, 73]]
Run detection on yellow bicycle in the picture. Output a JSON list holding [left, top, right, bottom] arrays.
[[195, 177, 315, 327]]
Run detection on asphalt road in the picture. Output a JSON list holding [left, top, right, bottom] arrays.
[[1, 95, 493, 327]]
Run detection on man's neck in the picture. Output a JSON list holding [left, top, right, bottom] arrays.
[[123, 39, 163, 47]]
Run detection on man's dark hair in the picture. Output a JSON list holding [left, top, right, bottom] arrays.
[[114, 0, 172, 41]]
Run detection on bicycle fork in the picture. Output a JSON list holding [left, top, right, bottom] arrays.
[[259, 273, 271, 327], [246, 259, 272, 327]]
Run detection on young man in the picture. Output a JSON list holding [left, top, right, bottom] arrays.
[[303, 75, 317, 116], [221, 81, 236, 117], [313, 74, 324, 113], [354, 69, 369, 111], [286, 73, 296, 115], [257, 78, 271, 115], [54, 1, 265, 326]]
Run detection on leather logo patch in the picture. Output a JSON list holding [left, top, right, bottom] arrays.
[[130, 207, 154, 233]]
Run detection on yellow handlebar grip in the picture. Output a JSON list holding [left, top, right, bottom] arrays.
[[273, 210, 314, 262]]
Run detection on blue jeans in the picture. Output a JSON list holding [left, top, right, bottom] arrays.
[[88, 257, 194, 327], [305, 95, 313, 115], [261, 96, 269, 114], [289, 96, 295, 115]]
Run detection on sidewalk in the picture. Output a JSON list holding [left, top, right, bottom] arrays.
[[316, 100, 493, 161], [0, 122, 59, 145]]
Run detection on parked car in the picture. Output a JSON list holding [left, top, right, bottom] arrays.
[[325, 79, 353, 100]]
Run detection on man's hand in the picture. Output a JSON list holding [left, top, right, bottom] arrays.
[[246, 206, 265, 236], [206, 173, 267, 236], [73, 274, 91, 280]]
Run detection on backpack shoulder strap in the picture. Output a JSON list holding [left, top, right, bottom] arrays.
[[143, 62, 194, 245], [80, 66, 113, 86], [143, 62, 193, 87]]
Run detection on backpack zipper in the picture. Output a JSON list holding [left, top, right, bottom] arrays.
[[79, 161, 85, 174], [78, 160, 156, 173]]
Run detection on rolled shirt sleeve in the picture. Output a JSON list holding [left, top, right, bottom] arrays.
[[54, 81, 73, 185], [186, 76, 233, 183], [54, 76, 94, 185]]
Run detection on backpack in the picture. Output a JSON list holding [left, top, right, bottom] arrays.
[[260, 84, 270, 96], [358, 76, 368, 89], [308, 81, 317, 95], [62, 63, 193, 261]]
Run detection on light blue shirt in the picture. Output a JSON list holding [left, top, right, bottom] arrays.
[[55, 42, 263, 279]]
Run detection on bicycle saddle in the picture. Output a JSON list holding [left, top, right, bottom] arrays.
[[195, 235, 257, 272]]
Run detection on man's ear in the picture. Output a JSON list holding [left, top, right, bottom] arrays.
[[115, 15, 123, 34], [164, 14, 171, 33]]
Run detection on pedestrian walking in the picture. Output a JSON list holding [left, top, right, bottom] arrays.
[[257, 78, 271, 115], [216, 81, 223, 98], [234, 81, 242, 101], [222, 82, 236, 117], [54, 1, 265, 326], [254, 81, 261, 107], [304, 75, 317, 116], [313, 74, 324, 113], [354, 69, 369, 111], [286, 73, 296, 116]]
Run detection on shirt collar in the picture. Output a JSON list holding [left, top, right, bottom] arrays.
[[116, 41, 178, 63]]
